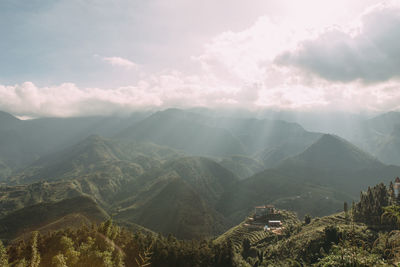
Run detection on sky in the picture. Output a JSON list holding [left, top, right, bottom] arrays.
[[1, 0, 400, 117]]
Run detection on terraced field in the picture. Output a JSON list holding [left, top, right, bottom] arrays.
[[215, 210, 300, 252], [215, 223, 272, 251]]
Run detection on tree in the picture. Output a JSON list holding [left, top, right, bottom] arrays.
[[344, 201, 349, 221], [0, 240, 9, 267], [304, 214, 311, 225], [381, 205, 400, 228], [52, 254, 67, 267], [242, 238, 251, 258], [30, 231, 40, 267]]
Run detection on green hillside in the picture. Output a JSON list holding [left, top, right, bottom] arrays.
[[217, 134, 400, 223], [0, 112, 147, 180], [221, 180, 400, 266], [0, 181, 84, 217], [116, 177, 228, 239], [0, 196, 108, 240], [4, 139, 241, 240], [217, 169, 350, 222], [10, 135, 181, 184], [113, 156, 239, 239], [3, 181, 400, 266], [215, 210, 299, 252], [164, 157, 239, 203]]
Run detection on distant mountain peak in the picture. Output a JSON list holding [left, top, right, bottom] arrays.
[[288, 133, 382, 171], [0, 111, 20, 124]]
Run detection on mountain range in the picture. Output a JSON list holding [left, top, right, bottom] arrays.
[[1, 108, 400, 241]]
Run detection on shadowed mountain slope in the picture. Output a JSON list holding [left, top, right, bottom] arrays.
[[217, 169, 349, 222], [283, 134, 383, 171], [116, 177, 228, 239], [0, 196, 108, 240], [275, 134, 400, 194], [112, 156, 239, 238], [217, 134, 400, 222]]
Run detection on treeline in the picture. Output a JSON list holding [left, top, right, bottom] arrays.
[[1, 220, 236, 267], [353, 182, 399, 228]]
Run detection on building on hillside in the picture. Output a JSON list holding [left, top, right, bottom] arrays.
[[264, 220, 283, 233], [254, 205, 275, 219], [268, 220, 282, 227]]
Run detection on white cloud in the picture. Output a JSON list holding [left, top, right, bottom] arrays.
[[194, 16, 313, 85], [275, 2, 400, 83], [2, 1, 400, 117], [102, 56, 138, 69]]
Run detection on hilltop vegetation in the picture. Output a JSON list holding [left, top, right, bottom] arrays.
[[1, 181, 400, 266], [216, 181, 400, 266], [1, 220, 237, 267]]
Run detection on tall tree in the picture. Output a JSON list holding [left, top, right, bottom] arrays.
[[30, 231, 40, 267]]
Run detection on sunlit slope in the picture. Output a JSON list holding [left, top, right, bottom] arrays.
[[117, 109, 247, 157], [213, 117, 321, 156], [0, 195, 109, 240], [4, 141, 240, 239], [219, 155, 265, 179], [10, 135, 181, 184], [117, 109, 322, 168]]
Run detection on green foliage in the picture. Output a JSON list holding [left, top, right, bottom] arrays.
[[241, 238, 251, 258], [29, 231, 40, 267], [304, 214, 311, 225], [324, 225, 340, 246], [353, 183, 398, 229], [4, 220, 239, 267], [0, 240, 9, 267], [315, 241, 386, 266], [382, 205, 400, 227], [52, 254, 67, 267]]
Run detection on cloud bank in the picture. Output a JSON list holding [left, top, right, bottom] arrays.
[[275, 2, 400, 83], [1, 1, 400, 117]]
